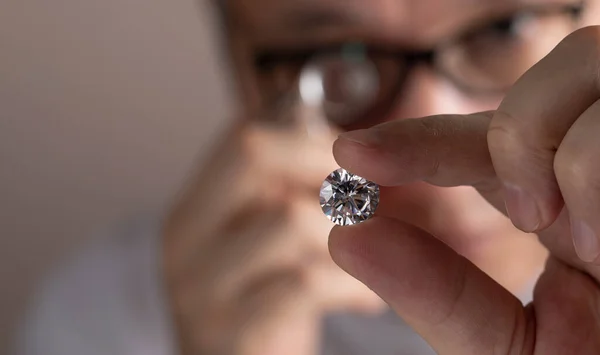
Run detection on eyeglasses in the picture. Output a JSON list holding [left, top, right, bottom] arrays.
[[254, 2, 585, 130]]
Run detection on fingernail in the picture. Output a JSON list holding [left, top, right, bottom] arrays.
[[571, 218, 600, 263], [503, 183, 541, 232], [338, 129, 380, 148]]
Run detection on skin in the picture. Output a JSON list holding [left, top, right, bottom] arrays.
[[330, 27, 600, 353], [163, 0, 600, 354]]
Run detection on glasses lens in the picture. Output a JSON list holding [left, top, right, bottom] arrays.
[[299, 54, 380, 126], [297, 47, 406, 130]]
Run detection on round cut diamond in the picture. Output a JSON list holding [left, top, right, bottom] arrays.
[[320, 168, 380, 226]]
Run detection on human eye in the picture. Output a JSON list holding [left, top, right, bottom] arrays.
[[437, 3, 585, 94], [254, 43, 404, 130], [466, 2, 584, 47], [475, 12, 533, 45]]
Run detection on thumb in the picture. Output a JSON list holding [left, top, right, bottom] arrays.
[[328, 217, 535, 354]]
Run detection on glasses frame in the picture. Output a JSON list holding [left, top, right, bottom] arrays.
[[253, 1, 584, 128]]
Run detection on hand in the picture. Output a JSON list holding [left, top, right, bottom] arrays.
[[329, 26, 600, 354], [162, 122, 382, 355]]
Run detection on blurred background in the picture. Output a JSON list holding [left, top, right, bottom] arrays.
[[4, 0, 600, 353], [0, 0, 231, 352]]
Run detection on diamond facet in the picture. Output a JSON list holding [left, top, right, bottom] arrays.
[[320, 168, 380, 226]]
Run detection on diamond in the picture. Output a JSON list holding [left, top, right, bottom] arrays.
[[320, 168, 380, 226]]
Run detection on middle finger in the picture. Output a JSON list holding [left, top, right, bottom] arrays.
[[488, 27, 600, 233], [554, 99, 600, 263]]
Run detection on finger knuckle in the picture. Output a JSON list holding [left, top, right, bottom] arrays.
[[566, 26, 600, 48], [487, 110, 523, 156], [554, 146, 595, 195], [556, 26, 600, 83], [240, 133, 260, 165], [246, 267, 308, 298], [506, 304, 536, 355], [428, 258, 468, 327], [559, 26, 600, 57]]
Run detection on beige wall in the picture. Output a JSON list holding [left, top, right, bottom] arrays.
[[0, 0, 232, 352], [5, 1, 600, 354]]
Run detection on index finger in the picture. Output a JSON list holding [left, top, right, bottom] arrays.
[[332, 111, 497, 189]]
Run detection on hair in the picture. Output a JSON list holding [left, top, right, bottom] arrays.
[[215, 0, 227, 17], [212, 0, 230, 32]]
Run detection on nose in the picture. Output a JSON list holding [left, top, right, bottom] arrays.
[[389, 65, 480, 120]]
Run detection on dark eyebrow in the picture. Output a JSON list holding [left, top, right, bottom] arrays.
[[277, 5, 364, 33]]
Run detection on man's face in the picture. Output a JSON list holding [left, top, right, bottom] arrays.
[[224, 0, 588, 128], [215, 0, 594, 303]]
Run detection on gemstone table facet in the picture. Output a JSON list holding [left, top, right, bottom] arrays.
[[319, 168, 380, 226]]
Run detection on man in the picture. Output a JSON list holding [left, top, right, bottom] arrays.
[[17, 0, 600, 354]]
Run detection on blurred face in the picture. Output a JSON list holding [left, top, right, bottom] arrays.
[[221, 0, 590, 296], [225, 0, 584, 125]]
